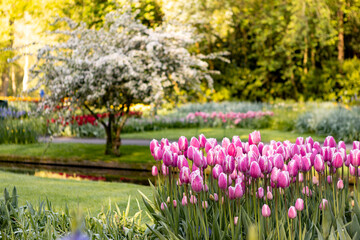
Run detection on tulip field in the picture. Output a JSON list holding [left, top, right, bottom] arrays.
[[145, 131, 360, 239]]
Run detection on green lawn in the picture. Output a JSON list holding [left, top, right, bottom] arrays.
[[0, 171, 152, 217], [0, 144, 152, 164], [122, 128, 325, 143]]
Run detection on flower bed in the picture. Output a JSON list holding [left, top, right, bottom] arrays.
[[145, 131, 360, 239]]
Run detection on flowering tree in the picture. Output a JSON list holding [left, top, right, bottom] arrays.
[[30, 8, 217, 155]]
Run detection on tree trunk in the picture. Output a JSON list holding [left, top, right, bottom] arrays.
[[337, 7, 344, 62], [11, 65, 16, 95], [103, 112, 129, 156]]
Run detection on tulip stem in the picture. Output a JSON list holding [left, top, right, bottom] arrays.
[[288, 219, 292, 240], [275, 188, 280, 240], [299, 211, 302, 240]]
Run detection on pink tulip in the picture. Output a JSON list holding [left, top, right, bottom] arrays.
[[262, 204, 271, 217], [324, 136, 336, 148], [337, 179, 344, 189], [216, 148, 226, 165], [258, 142, 264, 154], [199, 134, 207, 148], [228, 186, 236, 200], [181, 196, 188, 206], [190, 137, 200, 149], [202, 201, 208, 209], [187, 146, 195, 160], [193, 150, 204, 168], [288, 160, 298, 177], [180, 167, 191, 184], [161, 202, 167, 210], [178, 136, 188, 151], [278, 171, 290, 188], [163, 150, 173, 167], [338, 141, 346, 151], [214, 193, 219, 201], [332, 152, 343, 168], [172, 153, 178, 167], [161, 163, 169, 176], [298, 173, 304, 182], [203, 184, 209, 192], [274, 154, 284, 169], [295, 198, 304, 211], [271, 167, 281, 183], [327, 175, 332, 184], [267, 191, 273, 200], [350, 150, 360, 167], [205, 138, 217, 153], [153, 146, 163, 161], [152, 166, 158, 176], [296, 137, 304, 145], [258, 187, 264, 199], [190, 195, 197, 204], [173, 200, 177, 208], [301, 156, 311, 172], [302, 186, 312, 197], [235, 184, 244, 198], [177, 155, 189, 169], [249, 130, 261, 145], [319, 199, 328, 210], [212, 164, 223, 179], [238, 156, 249, 173], [306, 136, 314, 147], [223, 155, 235, 174], [191, 175, 203, 193], [249, 161, 261, 179], [222, 137, 231, 149], [312, 176, 319, 185], [234, 216, 239, 225], [170, 142, 180, 154], [160, 138, 169, 149], [314, 154, 325, 173], [218, 172, 228, 190], [288, 206, 297, 219], [150, 139, 159, 154], [207, 149, 216, 166], [354, 141, 360, 150]]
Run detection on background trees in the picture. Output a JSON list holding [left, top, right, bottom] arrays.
[[1, 0, 359, 102]]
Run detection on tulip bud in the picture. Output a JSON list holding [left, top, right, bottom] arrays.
[[332, 152, 343, 169], [306, 136, 314, 147], [278, 171, 290, 189], [173, 200, 177, 208], [180, 167, 191, 184], [193, 150, 204, 168], [288, 206, 297, 219], [337, 179, 344, 190], [151, 166, 158, 176], [302, 186, 312, 197], [249, 161, 261, 179], [199, 134, 207, 148], [312, 176, 319, 185], [182, 196, 188, 206], [218, 173, 228, 190], [178, 136, 188, 151], [324, 136, 336, 148], [207, 149, 216, 166], [314, 154, 325, 173], [234, 216, 239, 225], [338, 141, 346, 151], [177, 155, 189, 169], [274, 154, 284, 169], [150, 139, 159, 155], [161, 163, 169, 176], [214, 193, 219, 201], [262, 204, 271, 217], [267, 191, 273, 200], [190, 195, 197, 204], [223, 155, 235, 174], [212, 164, 223, 179], [296, 137, 304, 145], [235, 184, 244, 199], [319, 199, 328, 210], [295, 198, 304, 211], [298, 172, 304, 182], [327, 175, 332, 184], [202, 201, 208, 209], [353, 141, 360, 150], [258, 187, 264, 199], [228, 186, 236, 200], [160, 138, 169, 149], [163, 150, 173, 167], [153, 146, 163, 161], [161, 202, 167, 211], [190, 137, 200, 149], [249, 130, 261, 145]]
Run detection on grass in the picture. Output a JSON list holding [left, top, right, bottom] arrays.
[[0, 144, 153, 164], [0, 170, 152, 218], [122, 127, 325, 143]]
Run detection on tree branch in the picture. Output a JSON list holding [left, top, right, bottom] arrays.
[[83, 103, 107, 129]]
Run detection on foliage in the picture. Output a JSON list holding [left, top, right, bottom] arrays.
[[0, 119, 40, 144], [296, 106, 360, 142], [143, 131, 360, 239], [0, 187, 146, 239]]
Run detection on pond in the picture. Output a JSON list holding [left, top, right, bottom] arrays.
[[0, 161, 154, 185]]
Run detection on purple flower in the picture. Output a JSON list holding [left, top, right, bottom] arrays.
[[207, 149, 216, 166], [324, 136, 336, 148], [150, 139, 159, 155], [193, 149, 204, 168], [228, 186, 236, 200], [235, 184, 244, 198], [332, 152, 343, 169], [212, 164, 223, 179], [190, 137, 200, 149], [180, 167, 191, 184], [274, 154, 284, 169], [177, 155, 189, 169], [199, 134, 207, 148], [182, 196, 188, 206], [60, 231, 89, 240], [314, 154, 325, 173], [223, 155, 235, 174], [163, 150, 173, 167], [319, 199, 328, 210]]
